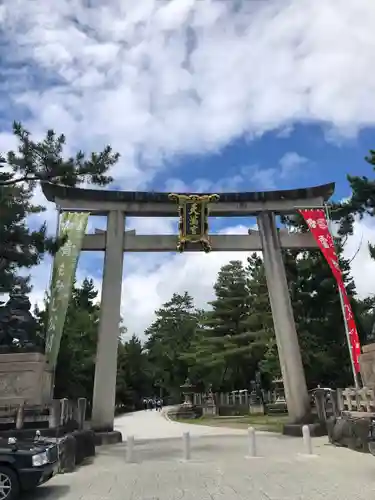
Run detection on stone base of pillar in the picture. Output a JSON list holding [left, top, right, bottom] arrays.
[[94, 430, 122, 446], [283, 421, 326, 437], [91, 422, 114, 433]]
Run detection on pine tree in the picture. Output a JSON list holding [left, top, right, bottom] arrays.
[[0, 122, 119, 295], [244, 253, 276, 387], [331, 148, 375, 256], [288, 247, 356, 387], [116, 335, 153, 409], [191, 260, 258, 390], [145, 292, 199, 398], [0, 183, 59, 294]]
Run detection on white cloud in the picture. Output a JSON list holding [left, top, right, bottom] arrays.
[[279, 152, 308, 178], [164, 153, 310, 193], [1, 0, 375, 188], [276, 125, 294, 139], [2, 0, 375, 341], [0, 132, 18, 153], [165, 173, 254, 193], [342, 217, 375, 300], [249, 167, 278, 191]]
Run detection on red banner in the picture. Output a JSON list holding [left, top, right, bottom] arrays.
[[299, 209, 361, 372]]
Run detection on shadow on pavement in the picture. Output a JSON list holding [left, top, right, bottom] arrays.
[[24, 484, 71, 500]]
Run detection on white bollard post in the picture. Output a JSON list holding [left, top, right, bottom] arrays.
[[302, 425, 312, 455], [126, 435, 135, 463], [247, 426, 257, 457], [182, 431, 191, 461]]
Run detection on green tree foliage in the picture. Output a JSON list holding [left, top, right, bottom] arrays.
[[273, 213, 366, 386], [116, 334, 153, 409], [36, 279, 153, 410], [30, 252, 371, 407], [183, 246, 365, 393], [245, 254, 276, 388], [332, 149, 375, 256], [145, 292, 200, 399], [188, 260, 264, 391], [285, 248, 354, 388], [0, 183, 58, 294], [36, 278, 99, 401], [0, 122, 119, 294], [244, 248, 358, 389], [0, 122, 117, 187]]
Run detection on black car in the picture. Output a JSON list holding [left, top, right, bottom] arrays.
[[0, 437, 58, 499]]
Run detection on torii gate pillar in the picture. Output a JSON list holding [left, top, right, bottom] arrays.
[[258, 212, 310, 422], [91, 210, 125, 431]]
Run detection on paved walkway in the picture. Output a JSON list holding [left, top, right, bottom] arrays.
[[114, 406, 249, 439], [34, 409, 375, 500]]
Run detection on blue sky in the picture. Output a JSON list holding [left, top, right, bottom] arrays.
[[1, 0, 375, 337], [157, 123, 375, 199]]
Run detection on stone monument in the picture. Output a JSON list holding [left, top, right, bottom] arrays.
[[0, 293, 53, 407], [359, 343, 375, 388]]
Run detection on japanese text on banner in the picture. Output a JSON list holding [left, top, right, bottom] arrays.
[[299, 209, 361, 372], [45, 212, 89, 370]]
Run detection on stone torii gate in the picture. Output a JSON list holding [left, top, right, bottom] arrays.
[[42, 182, 334, 431]]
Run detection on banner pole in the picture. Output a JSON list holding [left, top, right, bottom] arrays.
[[324, 204, 360, 389], [48, 206, 61, 291], [47, 205, 61, 400]]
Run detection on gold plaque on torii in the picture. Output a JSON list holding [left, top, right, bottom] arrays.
[[168, 193, 220, 253]]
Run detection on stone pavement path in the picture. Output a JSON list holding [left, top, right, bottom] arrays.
[[33, 409, 375, 500], [114, 406, 249, 439]]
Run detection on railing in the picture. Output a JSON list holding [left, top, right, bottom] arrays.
[[193, 387, 375, 418], [0, 397, 87, 431], [312, 387, 375, 422], [341, 388, 375, 413], [193, 390, 279, 407]]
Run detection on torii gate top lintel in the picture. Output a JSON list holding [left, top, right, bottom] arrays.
[[42, 182, 335, 216]]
